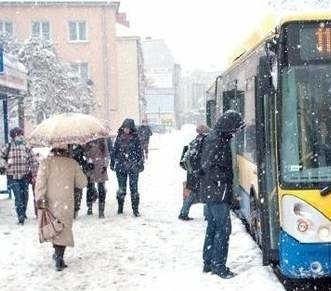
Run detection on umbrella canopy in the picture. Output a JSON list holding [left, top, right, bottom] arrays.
[[27, 113, 110, 147]]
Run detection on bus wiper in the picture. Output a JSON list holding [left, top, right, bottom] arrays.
[[320, 185, 331, 196]]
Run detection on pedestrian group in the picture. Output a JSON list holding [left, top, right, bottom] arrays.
[[1, 110, 245, 280]]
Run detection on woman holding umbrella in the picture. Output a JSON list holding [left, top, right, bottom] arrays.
[[111, 118, 144, 217], [28, 113, 109, 271], [35, 145, 87, 271]]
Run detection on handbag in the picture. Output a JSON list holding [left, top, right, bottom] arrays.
[[38, 208, 64, 243]]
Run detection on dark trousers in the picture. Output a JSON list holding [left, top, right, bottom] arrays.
[[7, 176, 29, 219], [74, 188, 83, 212], [53, 244, 66, 255], [203, 202, 231, 273], [86, 181, 106, 206], [116, 171, 139, 195], [179, 191, 197, 217], [116, 171, 139, 211]]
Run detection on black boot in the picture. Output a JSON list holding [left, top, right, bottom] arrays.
[[117, 199, 124, 214], [116, 191, 125, 214], [18, 215, 25, 225], [131, 194, 140, 217], [54, 246, 67, 271], [87, 202, 93, 215], [99, 201, 105, 218]]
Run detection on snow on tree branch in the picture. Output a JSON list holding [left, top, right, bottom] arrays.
[[0, 35, 95, 124]]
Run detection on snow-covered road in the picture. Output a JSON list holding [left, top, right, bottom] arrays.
[[0, 128, 285, 291]]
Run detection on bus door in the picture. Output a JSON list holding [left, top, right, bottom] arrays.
[[256, 56, 279, 264]]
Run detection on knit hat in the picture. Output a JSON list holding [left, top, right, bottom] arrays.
[[196, 124, 210, 135], [9, 127, 24, 139]]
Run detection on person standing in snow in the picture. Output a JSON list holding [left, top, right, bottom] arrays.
[[178, 124, 210, 221], [35, 145, 87, 271], [200, 110, 244, 279], [137, 119, 153, 159], [0, 127, 38, 225], [71, 144, 88, 219], [111, 118, 144, 217], [84, 138, 110, 218]]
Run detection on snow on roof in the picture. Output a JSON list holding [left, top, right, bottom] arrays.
[[0, 54, 27, 92], [116, 23, 139, 38], [0, 0, 120, 9]]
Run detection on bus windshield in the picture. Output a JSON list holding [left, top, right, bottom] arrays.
[[280, 64, 331, 187]]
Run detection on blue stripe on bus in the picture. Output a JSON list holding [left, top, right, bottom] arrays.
[[279, 230, 331, 278]]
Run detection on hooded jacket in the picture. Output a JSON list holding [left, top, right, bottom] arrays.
[[111, 119, 144, 173], [199, 110, 244, 204]]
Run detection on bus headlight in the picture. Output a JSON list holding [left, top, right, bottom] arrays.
[[281, 195, 331, 243], [297, 219, 310, 232], [318, 227, 331, 242]]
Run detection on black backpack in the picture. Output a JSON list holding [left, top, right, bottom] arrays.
[[180, 135, 207, 174]]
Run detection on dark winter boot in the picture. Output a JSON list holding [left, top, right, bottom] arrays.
[[131, 194, 140, 217], [99, 201, 105, 218], [18, 215, 25, 225], [116, 191, 126, 214], [87, 202, 93, 216], [117, 199, 124, 214], [54, 246, 67, 271]]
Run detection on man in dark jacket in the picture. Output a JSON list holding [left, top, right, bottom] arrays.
[[178, 124, 209, 220], [200, 110, 244, 279]]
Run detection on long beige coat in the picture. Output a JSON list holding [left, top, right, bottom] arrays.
[[35, 155, 87, 247]]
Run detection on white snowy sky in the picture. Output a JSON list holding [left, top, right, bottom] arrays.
[[119, 0, 270, 71]]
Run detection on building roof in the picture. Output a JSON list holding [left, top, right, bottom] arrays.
[[142, 38, 175, 69], [116, 24, 139, 39], [0, 0, 120, 9], [229, 10, 331, 66]]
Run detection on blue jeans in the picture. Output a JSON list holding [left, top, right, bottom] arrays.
[[7, 177, 29, 219], [179, 191, 197, 217], [203, 202, 231, 273]]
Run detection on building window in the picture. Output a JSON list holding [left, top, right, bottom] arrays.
[[0, 21, 13, 35], [71, 62, 89, 80], [69, 21, 87, 41], [32, 21, 50, 40]]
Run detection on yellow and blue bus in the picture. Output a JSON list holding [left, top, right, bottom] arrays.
[[206, 12, 331, 279]]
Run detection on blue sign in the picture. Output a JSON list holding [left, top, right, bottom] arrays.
[[0, 44, 3, 74]]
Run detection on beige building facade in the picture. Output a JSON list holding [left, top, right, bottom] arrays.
[[0, 0, 129, 133], [116, 36, 143, 129]]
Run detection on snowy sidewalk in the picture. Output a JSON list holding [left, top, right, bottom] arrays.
[[0, 129, 284, 291]]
